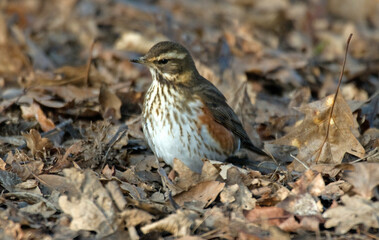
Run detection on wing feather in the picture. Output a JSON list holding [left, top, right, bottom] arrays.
[[193, 77, 266, 155]]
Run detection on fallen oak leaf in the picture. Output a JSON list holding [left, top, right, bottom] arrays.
[[58, 168, 120, 238], [344, 162, 379, 199], [323, 195, 379, 234], [120, 209, 154, 228], [170, 158, 219, 195], [273, 35, 365, 171], [174, 181, 225, 208], [140, 210, 200, 237], [273, 92, 365, 171]]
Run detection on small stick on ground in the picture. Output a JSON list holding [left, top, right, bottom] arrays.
[[315, 33, 353, 163], [85, 39, 97, 87]]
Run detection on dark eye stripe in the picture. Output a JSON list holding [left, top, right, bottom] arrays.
[[157, 59, 168, 64]]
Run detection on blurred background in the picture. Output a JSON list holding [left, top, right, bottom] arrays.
[[0, 0, 378, 151], [0, 1, 378, 238]]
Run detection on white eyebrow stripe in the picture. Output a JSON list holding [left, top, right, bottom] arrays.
[[159, 51, 187, 60]]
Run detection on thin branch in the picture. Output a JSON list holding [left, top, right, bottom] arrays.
[[85, 39, 97, 87], [350, 148, 378, 164], [291, 153, 310, 170], [315, 33, 353, 163]]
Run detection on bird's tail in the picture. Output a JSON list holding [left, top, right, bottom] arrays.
[[244, 142, 268, 156]]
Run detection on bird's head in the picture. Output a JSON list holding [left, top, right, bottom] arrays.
[[131, 41, 198, 84]]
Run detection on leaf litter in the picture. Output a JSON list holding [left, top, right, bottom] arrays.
[[0, 1, 378, 239]]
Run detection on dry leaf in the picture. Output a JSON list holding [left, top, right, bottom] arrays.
[[244, 206, 290, 226], [290, 170, 325, 196], [141, 210, 200, 237], [49, 141, 82, 173], [244, 206, 322, 232], [48, 85, 98, 103], [174, 181, 225, 208], [276, 193, 321, 216], [278, 215, 322, 232], [0, 170, 22, 192], [38, 174, 79, 195], [120, 182, 147, 201], [344, 162, 379, 199], [99, 85, 122, 120], [273, 93, 365, 171], [22, 129, 53, 157], [11, 159, 44, 181], [229, 82, 262, 148], [177, 236, 204, 240], [171, 158, 219, 194], [106, 181, 127, 211], [21, 102, 55, 132], [0, 1, 377, 239], [323, 195, 379, 234], [0, 158, 6, 170], [321, 180, 351, 200], [0, 219, 23, 240], [58, 168, 119, 237], [14, 179, 41, 195], [220, 184, 239, 204], [44, 65, 86, 86], [102, 164, 115, 179], [220, 183, 256, 210], [20, 201, 56, 218], [120, 209, 154, 227]]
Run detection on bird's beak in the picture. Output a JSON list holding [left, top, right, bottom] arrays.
[[130, 56, 147, 64]]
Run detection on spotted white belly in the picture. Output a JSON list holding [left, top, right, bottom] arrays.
[[142, 80, 230, 173]]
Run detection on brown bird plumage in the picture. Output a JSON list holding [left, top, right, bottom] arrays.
[[131, 41, 266, 173]]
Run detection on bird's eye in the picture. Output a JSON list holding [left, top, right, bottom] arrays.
[[157, 59, 169, 64]]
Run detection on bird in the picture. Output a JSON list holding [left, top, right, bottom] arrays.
[[131, 41, 267, 173]]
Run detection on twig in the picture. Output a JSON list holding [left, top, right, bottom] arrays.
[[168, 191, 180, 210], [85, 39, 97, 87], [290, 153, 310, 170], [315, 34, 353, 163], [101, 123, 128, 169], [350, 148, 378, 164]]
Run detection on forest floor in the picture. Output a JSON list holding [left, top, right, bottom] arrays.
[[0, 0, 378, 239]]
